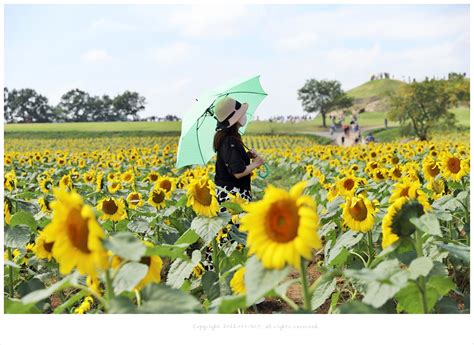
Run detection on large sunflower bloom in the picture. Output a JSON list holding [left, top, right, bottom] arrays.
[[186, 177, 220, 217], [422, 156, 440, 181], [240, 181, 322, 270], [342, 194, 377, 233], [42, 188, 109, 278], [96, 197, 127, 222]]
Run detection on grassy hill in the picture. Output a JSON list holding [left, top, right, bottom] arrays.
[[346, 79, 405, 100]]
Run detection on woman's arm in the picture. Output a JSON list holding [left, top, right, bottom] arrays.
[[233, 156, 265, 179]]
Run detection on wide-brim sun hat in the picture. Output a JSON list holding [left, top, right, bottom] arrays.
[[214, 97, 249, 129]]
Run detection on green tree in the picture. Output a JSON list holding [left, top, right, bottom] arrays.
[[58, 89, 93, 122], [297, 79, 353, 127], [5, 88, 53, 123], [112, 91, 146, 121], [388, 79, 456, 141]]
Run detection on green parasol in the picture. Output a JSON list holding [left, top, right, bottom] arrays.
[[176, 75, 269, 178]]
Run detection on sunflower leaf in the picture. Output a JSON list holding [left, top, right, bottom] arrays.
[[9, 211, 37, 232], [103, 232, 147, 262], [244, 255, 290, 306], [4, 225, 31, 248], [138, 284, 202, 313], [409, 214, 441, 236], [113, 262, 148, 295], [408, 257, 434, 280], [209, 295, 246, 314], [145, 243, 189, 261], [191, 214, 232, 246], [166, 250, 201, 289], [435, 242, 470, 263], [311, 273, 337, 311], [21, 273, 79, 305]]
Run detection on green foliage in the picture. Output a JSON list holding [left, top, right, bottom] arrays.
[[387, 79, 457, 140], [297, 79, 353, 127], [113, 262, 148, 295], [104, 232, 147, 261]]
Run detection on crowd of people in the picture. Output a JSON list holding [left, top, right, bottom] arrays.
[[328, 113, 376, 146]]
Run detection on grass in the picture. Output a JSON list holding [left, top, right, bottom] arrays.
[[346, 79, 405, 100], [4, 107, 469, 140]]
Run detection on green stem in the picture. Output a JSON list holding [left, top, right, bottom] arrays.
[[7, 248, 14, 298], [211, 238, 219, 277], [105, 269, 115, 302], [54, 290, 87, 314], [112, 221, 116, 233], [414, 230, 429, 314], [134, 289, 141, 307], [300, 259, 312, 312], [367, 231, 374, 268]]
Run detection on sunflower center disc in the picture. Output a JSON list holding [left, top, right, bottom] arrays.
[[67, 208, 91, 253], [266, 200, 299, 243], [194, 185, 212, 206], [103, 199, 119, 215], [160, 180, 172, 192], [344, 179, 355, 191], [152, 190, 165, 204], [349, 200, 368, 221], [429, 163, 440, 176], [448, 157, 461, 173]]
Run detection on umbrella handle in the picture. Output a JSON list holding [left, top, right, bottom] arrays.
[[258, 163, 270, 179]]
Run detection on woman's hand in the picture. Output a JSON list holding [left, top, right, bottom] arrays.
[[253, 155, 265, 168], [247, 148, 258, 159]]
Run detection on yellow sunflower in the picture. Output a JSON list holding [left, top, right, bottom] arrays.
[[111, 242, 163, 291], [96, 197, 127, 222], [4, 200, 11, 225], [240, 181, 322, 270], [341, 194, 377, 233], [42, 188, 109, 278], [422, 156, 440, 180], [95, 172, 105, 192], [155, 176, 176, 198], [186, 177, 220, 217], [39, 177, 54, 193], [427, 178, 445, 200], [336, 175, 360, 197], [107, 180, 122, 194], [440, 152, 469, 181], [38, 197, 52, 213], [121, 170, 135, 185], [59, 174, 72, 189], [389, 180, 431, 211], [33, 230, 55, 261], [381, 198, 424, 249], [230, 267, 246, 295], [126, 192, 144, 209], [192, 262, 205, 278], [148, 186, 167, 210]]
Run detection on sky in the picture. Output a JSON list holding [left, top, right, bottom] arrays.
[[4, 4, 470, 119]]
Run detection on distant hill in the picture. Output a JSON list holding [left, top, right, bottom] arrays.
[[346, 79, 405, 113]]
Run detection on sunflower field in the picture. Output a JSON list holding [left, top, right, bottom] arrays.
[[3, 134, 470, 314]]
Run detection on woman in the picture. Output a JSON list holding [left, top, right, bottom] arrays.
[[213, 96, 265, 209]]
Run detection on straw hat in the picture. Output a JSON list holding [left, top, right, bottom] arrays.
[[214, 97, 249, 129]]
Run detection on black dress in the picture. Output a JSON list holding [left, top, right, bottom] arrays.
[[214, 136, 253, 208]]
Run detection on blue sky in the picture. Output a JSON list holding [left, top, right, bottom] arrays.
[[5, 4, 470, 118]]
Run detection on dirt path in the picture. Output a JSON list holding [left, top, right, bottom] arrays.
[[296, 125, 385, 147]]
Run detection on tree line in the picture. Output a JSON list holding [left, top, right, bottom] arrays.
[[3, 88, 146, 123]]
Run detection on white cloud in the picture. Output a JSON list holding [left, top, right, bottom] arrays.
[[152, 42, 194, 65], [275, 32, 318, 52], [81, 49, 110, 63], [90, 17, 137, 32], [167, 5, 249, 38]]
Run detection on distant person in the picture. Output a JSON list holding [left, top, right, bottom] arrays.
[[384, 118, 388, 128], [366, 133, 375, 143]]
